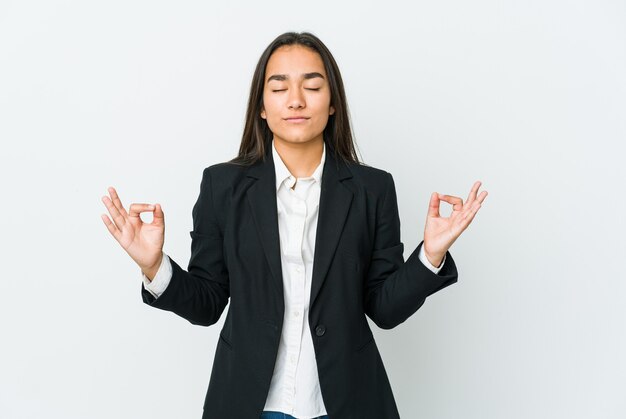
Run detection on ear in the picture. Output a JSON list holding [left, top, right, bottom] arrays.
[[260, 108, 266, 119], [329, 105, 335, 116]]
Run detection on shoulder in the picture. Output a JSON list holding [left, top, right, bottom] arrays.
[[200, 161, 251, 188], [349, 162, 391, 181], [345, 161, 395, 196], [204, 161, 247, 179]]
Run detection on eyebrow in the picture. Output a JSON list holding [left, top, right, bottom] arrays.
[[266, 72, 325, 83]]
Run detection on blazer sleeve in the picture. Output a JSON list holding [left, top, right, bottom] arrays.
[[140, 167, 230, 326], [363, 172, 458, 330]]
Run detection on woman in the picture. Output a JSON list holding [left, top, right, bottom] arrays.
[[101, 31, 487, 419]]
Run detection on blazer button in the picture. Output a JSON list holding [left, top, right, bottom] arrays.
[[315, 325, 326, 336]]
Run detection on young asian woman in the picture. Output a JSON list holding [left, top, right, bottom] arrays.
[[101, 31, 488, 419]]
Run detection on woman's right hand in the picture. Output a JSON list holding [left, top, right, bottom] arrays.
[[101, 186, 165, 278]]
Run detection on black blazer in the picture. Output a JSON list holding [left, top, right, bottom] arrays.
[[141, 141, 458, 419]]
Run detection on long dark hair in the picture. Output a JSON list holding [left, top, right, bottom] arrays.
[[229, 31, 360, 166]]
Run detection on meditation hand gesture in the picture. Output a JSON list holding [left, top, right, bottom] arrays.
[[101, 187, 165, 279], [423, 181, 488, 268]]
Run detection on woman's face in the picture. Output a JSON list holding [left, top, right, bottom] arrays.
[[261, 44, 335, 147]]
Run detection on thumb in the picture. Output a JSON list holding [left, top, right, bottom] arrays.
[[427, 192, 440, 218], [152, 203, 165, 226]]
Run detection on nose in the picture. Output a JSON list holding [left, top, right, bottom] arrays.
[[287, 88, 305, 110]]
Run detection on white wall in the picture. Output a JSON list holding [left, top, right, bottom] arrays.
[[1, 1, 624, 418]]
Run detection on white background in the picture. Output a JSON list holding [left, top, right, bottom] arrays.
[[1, 1, 625, 418]]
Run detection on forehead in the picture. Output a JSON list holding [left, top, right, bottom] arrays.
[[265, 45, 326, 81]]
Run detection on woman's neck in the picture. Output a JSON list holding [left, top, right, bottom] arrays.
[[273, 137, 324, 178]]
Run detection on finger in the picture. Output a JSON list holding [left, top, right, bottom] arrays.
[[438, 194, 464, 211], [427, 192, 440, 218], [107, 186, 129, 218], [128, 203, 155, 219], [102, 194, 126, 228], [101, 213, 122, 242], [461, 201, 482, 224], [476, 190, 488, 204], [465, 181, 482, 205], [151, 203, 165, 226]]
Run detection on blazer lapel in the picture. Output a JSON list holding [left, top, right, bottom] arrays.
[[245, 141, 354, 307], [310, 146, 353, 307], [246, 147, 284, 299]]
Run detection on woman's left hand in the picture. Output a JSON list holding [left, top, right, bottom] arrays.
[[423, 181, 488, 267]]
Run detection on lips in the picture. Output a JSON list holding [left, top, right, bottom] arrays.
[[284, 117, 310, 122]]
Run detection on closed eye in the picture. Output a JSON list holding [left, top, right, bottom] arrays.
[[271, 88, 321, 92]]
